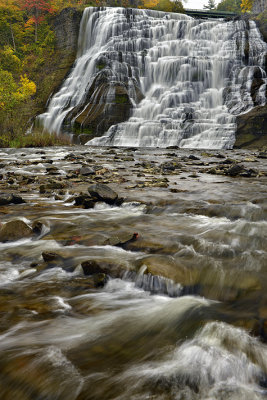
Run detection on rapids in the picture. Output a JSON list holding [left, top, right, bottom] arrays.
[[0, 146, 267, 399], [38, 7, 267, 149]]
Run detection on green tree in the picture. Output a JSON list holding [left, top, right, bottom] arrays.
[[0, 0, 23, 51], [204, 0, 216, 9], [217, 0, 242, 12], [155, 0, 184, 12]]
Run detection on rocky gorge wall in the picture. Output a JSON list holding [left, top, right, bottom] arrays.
[[235, 10, 267, 148]]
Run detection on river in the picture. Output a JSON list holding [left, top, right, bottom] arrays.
[[0, 146, 266, 399]]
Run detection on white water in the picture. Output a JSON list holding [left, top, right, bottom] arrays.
[[38, 7, 267, 149]]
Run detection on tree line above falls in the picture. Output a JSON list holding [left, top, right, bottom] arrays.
[[0, 0, 265, 147]]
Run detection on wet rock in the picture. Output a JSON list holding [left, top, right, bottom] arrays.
[[258, 151, 267, 159], [135, 255, 197, 286], [188, 154, 200, 160], [42, 252, 63, 263], [74, 193, 96, 209], [93, 273, 108, 288], [39, 185, 46, 194], [104, 236, 122, 246], [40, 252, 76, 273], [0, 220, 33, 242], [226, 164, 245, 176], [239, 168, 258, 177], [81, 260, 105, 275], [219, 158, 234, 165], [32, 221, 43, 235], [88, 183, 119, 204], [104, 232, 139, 249], [46, 166, 59, 174], [46, 181, 66, 190], [81, 259, 126, 278], [0, 194, 26, 205], [79, 166, 95, 176]]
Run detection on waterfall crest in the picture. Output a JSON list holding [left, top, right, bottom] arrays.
[[38, 7, 267, 149]]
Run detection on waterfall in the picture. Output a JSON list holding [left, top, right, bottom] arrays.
[[38, 7, 267, 149]]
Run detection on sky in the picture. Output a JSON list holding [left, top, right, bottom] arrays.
[[185, 0, 209, 9]]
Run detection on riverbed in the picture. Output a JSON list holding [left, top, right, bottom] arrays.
[[0, 146, 266, 399]]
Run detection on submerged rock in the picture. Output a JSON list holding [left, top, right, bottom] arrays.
[[104, 233, 139, 249], [0, 220, 32, 242]]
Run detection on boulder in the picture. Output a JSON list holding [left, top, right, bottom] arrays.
[[0, 194, 26, 206], [226, 164, 245, 176], [79, 166, 95, 176], [81, 260, 104, 275], [74, 194, 96, 209], [0, 220, 33, 242], [88, 183, 118, 204]]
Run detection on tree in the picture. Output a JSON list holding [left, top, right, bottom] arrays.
[[241, 0, 254, 12], [0, 0, 22, 50], [153, 0, 184, 12], [204, 0, 216, 9], [0, 69, 36, 111], [217, 0, 242, 13], [19, 0, 53, 42]]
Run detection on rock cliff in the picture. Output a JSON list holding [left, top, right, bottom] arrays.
[[53, 8, 82, 53], [235, 10, 267, 148]]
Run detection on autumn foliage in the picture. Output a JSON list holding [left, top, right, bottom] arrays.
[[240, 0, 254, 12]]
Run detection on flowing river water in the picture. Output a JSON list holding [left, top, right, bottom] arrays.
[[0, 146, 267, 399]]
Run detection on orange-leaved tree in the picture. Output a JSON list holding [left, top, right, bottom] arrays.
[[19, 0, 53, 42]]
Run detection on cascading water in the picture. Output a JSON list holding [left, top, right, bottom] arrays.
[[38, 7, 267, 149]]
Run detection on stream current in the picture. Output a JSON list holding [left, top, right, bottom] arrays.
[[0, 146, 267, 399]]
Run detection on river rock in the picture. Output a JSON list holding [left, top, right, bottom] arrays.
[[74, 193, 95, 209], [93, 273, 108, 288], [0, 194, 26, 205], [42, 252, 63, 263], [88, 183, 118, 204], [46, 181, 66, 190], [226, 164, 245, 176], [81, 259, 125, 278], [0, 220, 33, 242], [81, 260, 104, 275], [104, 233, 139, 248], [32, 221, 44, 235], [79, 166, 95, 176]]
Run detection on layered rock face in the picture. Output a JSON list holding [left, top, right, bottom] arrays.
[[53, 8, 82, 53], [235, 9, 267, 148]]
